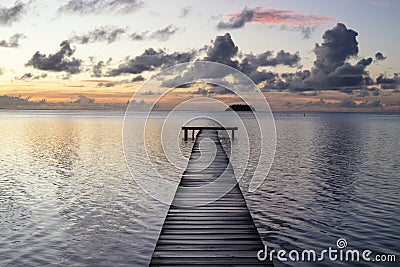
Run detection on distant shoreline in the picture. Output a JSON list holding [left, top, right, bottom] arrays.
[[1, 108, 400, 114]]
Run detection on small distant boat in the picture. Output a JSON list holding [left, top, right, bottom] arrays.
[[225, 104, 255, 112]]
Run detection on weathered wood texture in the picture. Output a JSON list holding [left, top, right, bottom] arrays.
[[150, 130, 273, 266]]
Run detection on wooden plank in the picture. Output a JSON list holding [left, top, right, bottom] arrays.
[[150, 129, 273, 266]]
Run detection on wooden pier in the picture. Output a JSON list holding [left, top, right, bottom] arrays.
[[150, 129, 273, 266], [181, 126, 238, 141]]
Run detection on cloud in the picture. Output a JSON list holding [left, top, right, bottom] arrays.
[[217, 7, 254, 29], [131, 75, 144, 82], [0, 1, 26, 26], [16, 72, 47, 80], [304, 98, 384, 109], [96, 79, 130, 87], [26, 40, 83, 74], [97, 81, 120, 87], [356, 89, 370, 97], [297, 23, 372, 90], [158, 33, 300, 88], [129, 32, 146, 41], [0, 33, 25, 48], [58, 0, 144, 14], [238, 50, 300, 84], [72, 95, 95, 104], [376, 73, 399, 89], [149, 25, 179, 41], [191, 85, 234, 96], [70, 26, 126, 44], [370, 1, 391, 7], [91, 60, 111, 77], [69, 25, 179, 45], [243, 50, 300, 67], [108, 48, 196, 76], [204, 33, 239, 67], [278, 25, 319, 39], [0, 95, 32, 108], [375, 52, 387, 61], [217, 7, 333, 37], [230, 23, 379, 92], [180, 6, 191, 18], [129, 25, 179, 42], [105, 24, 381, 94], [314, 23, 359, 72]]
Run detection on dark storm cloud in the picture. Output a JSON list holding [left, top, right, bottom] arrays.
[[97, 81, 119, 87], [0, 33, 25, 48], [181, 24, 377, 93], [0, 1, 26, 26], [70, 26, 126, 44], [92, 61, 105, 77], [203, 33, 239, 67], [58, 0, 144, 14], [375, 52, 387, 61], [104, 24, 380, 94], [242, 50, 300, 67], [192, 86, 233, 96], [89, 57, 111, 77], [313, 23, 359, 74], [376, 74, 399, 89], [356, 89, 370, 97], [376, 75, 396, 85], [26, 41, 82, 74], [254, 24, 379, 92], [357, 57, 373, 67], [131, 75, 144, 82], [192, 88, 208, 96], [217, 7, 254, 29], [369, 87, 381, 96], [108, 48, 196, 76], [235, 43, 300, 84], [201, 33, 299, 85], [156, 33, 300, 90], [296, 23, 373, 91]]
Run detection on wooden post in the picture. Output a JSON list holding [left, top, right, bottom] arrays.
[[184, 128, 188, 141], [192, 129, 195, 140]]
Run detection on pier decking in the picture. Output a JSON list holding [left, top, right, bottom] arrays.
[[181, 126, 238, 141], [150, 129, 273, 266]]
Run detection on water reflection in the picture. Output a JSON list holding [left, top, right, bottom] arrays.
[[1, 111, 399, 267]]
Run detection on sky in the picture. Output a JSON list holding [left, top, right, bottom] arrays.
[[0, 0, 399, 111]]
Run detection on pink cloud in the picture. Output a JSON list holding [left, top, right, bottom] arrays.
[[370, 1, 391, 7], [226, 7, 334, 26]]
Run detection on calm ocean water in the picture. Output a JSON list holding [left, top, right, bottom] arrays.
[[0, 110, 399, 266]]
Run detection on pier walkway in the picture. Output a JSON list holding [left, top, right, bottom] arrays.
[[150, 129, 273, 266]]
